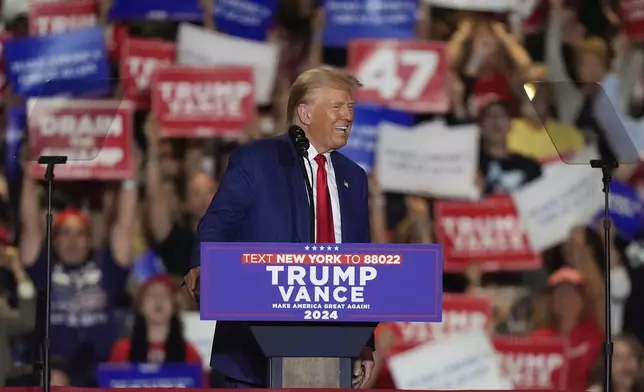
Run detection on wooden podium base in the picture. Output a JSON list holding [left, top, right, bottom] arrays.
[[270, 357, 353, 388], [282, 358, 340, 388]]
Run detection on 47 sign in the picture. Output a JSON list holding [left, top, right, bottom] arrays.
[[348, 40, 449, 113]]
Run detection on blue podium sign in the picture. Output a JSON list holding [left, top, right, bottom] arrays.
[[97, 363, 203, 388], [200, 243, 443, 322]]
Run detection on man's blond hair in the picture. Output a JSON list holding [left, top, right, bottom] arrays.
[[286, 67, 362, 125]]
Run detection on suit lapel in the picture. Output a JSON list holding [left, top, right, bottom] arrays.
[[279, 134, 310, 242], [331, 152, 350, 243]]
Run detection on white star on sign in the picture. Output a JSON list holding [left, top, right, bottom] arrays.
[[334, 246, 339, 251], [305, 246, 310, 251], [312, 246, 317, 251], [327, 246, 332, 251]]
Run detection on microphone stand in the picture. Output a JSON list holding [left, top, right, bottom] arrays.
[[289, 126, 315, 242], [37, 155, 67, 392], [590, 158, 618, 392], [297, 152, 315, 242]]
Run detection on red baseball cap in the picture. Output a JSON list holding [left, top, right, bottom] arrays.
[[53, 209, 90, 230]]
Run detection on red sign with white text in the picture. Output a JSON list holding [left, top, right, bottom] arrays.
[[494, 337, 569, 390], [106, 24, 129, 62], [377, 294, 493, 353], [28, 0, 97, 37], [151, 66, 255, 138], [348, 39, 449, 113], [434, 194, 542, 273], [121, 37, 176, 108], [621, 0, 644, 41], [28, 98, 135, 180]]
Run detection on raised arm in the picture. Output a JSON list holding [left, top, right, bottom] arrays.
[[545, 0, 572, 83], [144, 115, 174, 244], [110, 178, 138, 268], [19, 164, 43, 267], [491, 22, 533, 73], [447, 19, 473, 70], [567, 228, 606, 332]]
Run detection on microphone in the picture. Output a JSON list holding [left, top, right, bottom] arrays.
[[289, 125, 310, 158], [288, 125, 315, 242]]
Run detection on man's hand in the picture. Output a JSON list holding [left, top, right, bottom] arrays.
[[352, 346, 375, 388], [183, 267, 201, 302]]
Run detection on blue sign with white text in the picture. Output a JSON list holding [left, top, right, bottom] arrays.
[[109, 0, 203, 21], [594, 181, 644, 240], [340, 105, 414, 174], [200, 242, 443, 322], [97, 363, 203, 388], [3, 27, 110, 97], [323, 0, 419, 47], [215, 0, 278, 41], [109, 0, 276, 40]]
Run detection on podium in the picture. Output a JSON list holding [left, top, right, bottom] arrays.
[[200, 242, 443, 388]]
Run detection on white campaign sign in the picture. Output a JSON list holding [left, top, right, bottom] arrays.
[[182, 312, 216, 369], [511, 148, 603, 252], [376, 121, 480, 199], [176, 23, 278, 105], [357, 46, 439, 101], [388, 329, 508, 390], [424, 0, 519, 12]]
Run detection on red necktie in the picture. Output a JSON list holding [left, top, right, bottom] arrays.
[[314, 154, 335, 243]]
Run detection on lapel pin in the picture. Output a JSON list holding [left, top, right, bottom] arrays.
[[344, 181, 349, 188]]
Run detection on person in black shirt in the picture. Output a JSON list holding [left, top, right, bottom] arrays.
[[477, 97, 543, 195], [144, 115, 218, 277]]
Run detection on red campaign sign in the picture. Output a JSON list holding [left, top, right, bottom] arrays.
[[348, 39, 449, 113], [28, 98, 135, 180], [106, 24, 129, 62], [378, 294, 493, 353], [522, 0, 547, 34], [494, 337, 570, 390], [28, 0, 73, 4], [121, 37, 176, 109], [28, 0, 97, 37], [151, 66, 255, 138], [621, 0, 644, 41], [434, 194, 542, 273]]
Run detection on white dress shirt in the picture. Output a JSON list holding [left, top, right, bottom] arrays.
[[303, 144, 342, 243]]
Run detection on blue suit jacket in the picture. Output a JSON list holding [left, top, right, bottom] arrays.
[[191, 134, 372, 385]]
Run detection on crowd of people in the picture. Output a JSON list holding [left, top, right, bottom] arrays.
[[1, 0, 644, 389]]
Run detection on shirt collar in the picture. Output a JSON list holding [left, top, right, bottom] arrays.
[[306, 144, 332, 163]]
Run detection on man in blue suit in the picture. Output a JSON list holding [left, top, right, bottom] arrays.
[[183, 67, 376, 388]]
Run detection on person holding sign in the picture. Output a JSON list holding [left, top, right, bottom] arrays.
[[184, 67, 375, 388]]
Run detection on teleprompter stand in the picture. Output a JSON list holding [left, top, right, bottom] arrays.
[[250, 321, 375, 388], [590, 158, 618, 392], [527, 79, 644, 392], [38, 155, 67, 392]]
